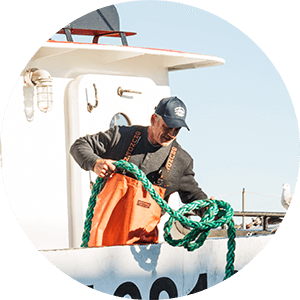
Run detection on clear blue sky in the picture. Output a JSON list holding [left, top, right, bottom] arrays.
[[54, 1, 299, 213]]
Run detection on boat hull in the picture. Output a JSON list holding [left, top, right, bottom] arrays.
[[41, 234, 272, 298]]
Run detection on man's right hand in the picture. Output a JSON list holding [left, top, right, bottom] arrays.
[[93, 158, 116, 178]]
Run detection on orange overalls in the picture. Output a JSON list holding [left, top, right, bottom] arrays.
[[88, 130, 177, 247], [88, 173, 165, 246]]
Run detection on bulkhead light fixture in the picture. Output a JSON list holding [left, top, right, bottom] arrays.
[[24, 68, 53, 113]]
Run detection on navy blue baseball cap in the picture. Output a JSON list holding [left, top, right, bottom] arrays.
[[155, 96, 190, 130]]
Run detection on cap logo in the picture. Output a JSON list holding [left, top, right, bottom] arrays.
[[174, 107, 185, 118]]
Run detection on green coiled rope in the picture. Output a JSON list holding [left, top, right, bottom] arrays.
[[81, 160, 236, 280]]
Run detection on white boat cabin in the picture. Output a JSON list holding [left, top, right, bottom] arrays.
[[1, 6, 276, 298]]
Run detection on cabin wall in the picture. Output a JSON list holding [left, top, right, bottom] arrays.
[[2, 50, 172, 250], [1, 76, 71, 250]]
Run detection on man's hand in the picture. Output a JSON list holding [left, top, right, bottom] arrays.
[[194, 196, 215, 218], [93, 158, 116, 178]]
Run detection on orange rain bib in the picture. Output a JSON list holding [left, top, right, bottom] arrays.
[[88, 173, 165, 247]]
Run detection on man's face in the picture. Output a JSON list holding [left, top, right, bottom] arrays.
[[151, 115, 181, 146]]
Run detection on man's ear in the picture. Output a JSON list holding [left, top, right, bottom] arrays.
[[150, 114, 156, 126]]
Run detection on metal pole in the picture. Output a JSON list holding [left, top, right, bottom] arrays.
[[242, 188, 246, 229]]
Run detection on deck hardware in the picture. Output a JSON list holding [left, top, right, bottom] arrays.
[[117, 87, 142, 97], [87, 84, 99, 113]]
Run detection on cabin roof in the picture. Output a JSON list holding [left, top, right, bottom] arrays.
[[29, 40, 225, 74]]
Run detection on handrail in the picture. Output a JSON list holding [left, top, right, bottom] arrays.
[[234, 211, 285, 217], [234, 211, 286, 230]]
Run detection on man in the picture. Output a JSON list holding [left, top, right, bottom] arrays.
[[70, 96, 208, 246]]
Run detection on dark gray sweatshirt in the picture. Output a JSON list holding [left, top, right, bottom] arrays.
[[70, 125, 207, 203]]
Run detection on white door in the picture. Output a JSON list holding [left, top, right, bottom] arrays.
[[65, 74, 170, 248]]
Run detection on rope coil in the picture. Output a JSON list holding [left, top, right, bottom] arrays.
[[81, 160, 236, 280]]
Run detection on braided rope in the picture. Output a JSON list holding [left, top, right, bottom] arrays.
[[81, 160, 236, 280]]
